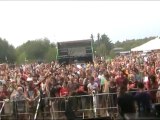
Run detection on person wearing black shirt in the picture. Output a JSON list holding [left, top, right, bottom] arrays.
[[135, 82, 151, 113], [117, 85, 136, 118]]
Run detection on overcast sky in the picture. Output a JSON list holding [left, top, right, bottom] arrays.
[[0, 1, 160, 47]]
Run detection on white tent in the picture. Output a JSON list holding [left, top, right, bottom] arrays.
[[131, 37, 160, 51]]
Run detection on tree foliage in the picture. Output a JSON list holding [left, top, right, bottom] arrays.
[[16, 38, 57, 64], [92, 35, 157, 59], [0, 35, 158, 64], [94, 33, 113, 58], [0, 38, 16, 63], [45, 46, 57, 62]]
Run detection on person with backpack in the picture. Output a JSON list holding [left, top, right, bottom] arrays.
[[25, 77, 40, 119]]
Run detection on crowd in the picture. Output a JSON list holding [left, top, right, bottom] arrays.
[[0, 51, 160, 119]]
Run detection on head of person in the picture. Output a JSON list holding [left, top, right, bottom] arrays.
[[104, 71, 110, 80], [17, 87, 23, 95], [137, 82, 144, 90], [148, 75, 156, 84], [26, 77, 33, 87], [62, 82, 67, 88], [79, 78, 84, 85], [89, 76, 95, 84]]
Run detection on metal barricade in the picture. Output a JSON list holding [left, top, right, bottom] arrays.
[[96, 92, 118, 119], [0, 101, 5, 120], [0, 89, 159, 120], [37, 89, 160, 120], [35, 95, 94, 120], [34, 98, 41, 120], [36, 93, 116, 120], [1, 99, 13, 120], [0, 98, 40, 120]]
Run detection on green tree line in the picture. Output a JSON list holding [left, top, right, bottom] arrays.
[[0, 35, 157, 64], [0, 38, 16, 63], [0, 37, 57, 64]]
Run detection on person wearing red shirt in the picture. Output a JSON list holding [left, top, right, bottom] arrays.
[[59, 82, 69, 114], [59, 82, 69, 97]]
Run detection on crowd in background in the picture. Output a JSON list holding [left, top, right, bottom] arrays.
[[0, 51, 160, 119]]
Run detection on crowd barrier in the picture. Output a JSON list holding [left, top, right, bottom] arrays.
[[37, 92, 118, 120], [0, 89, 160, 120], [0, 97, 39, 120]]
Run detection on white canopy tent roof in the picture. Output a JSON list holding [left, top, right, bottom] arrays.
[[131, 37, 160, 51]]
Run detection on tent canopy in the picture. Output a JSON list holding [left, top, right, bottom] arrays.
[[131, 37, 160, 51]]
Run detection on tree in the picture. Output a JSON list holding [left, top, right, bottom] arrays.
[[96, 43, 107, 57], [45, 43, 57, 62], [90, 34, 94, 41], [0, 38, 16, 63], [100, 34, 113, 55], [94, 34, 113, 58], [16, 38, 57, 64], [97, 33, 100, 46], [16, 52, 27, 64]]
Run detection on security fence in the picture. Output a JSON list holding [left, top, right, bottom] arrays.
[[36, 92, 118, 120], [0, 89, 160, 120], [0, 97, 39, 120]]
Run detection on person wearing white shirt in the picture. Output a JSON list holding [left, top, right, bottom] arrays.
[[87, 76, 99, 94]]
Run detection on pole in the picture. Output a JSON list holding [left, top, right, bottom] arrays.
[[0, 101, 5, 120], [34, 98, 41, 120], [92, 91, 97, 118]]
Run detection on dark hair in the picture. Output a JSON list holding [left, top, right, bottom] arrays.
[[119, 85, 127, 95], [137, 82, 144, 89], [104, 71, 110, 80], [148, 75, 156, 83], [89, 76, 94, 81], [123, 77, 129, 86]]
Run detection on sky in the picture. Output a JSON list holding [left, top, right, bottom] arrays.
[[0, 1, 160, 47]]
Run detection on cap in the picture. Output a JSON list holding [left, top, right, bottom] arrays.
[[77, 65, 82, 69], [27, 77, 33, 82]]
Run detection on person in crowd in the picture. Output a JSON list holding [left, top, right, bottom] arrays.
[[0, 83, 9, 101], [115, 71, 125, 89], [98, 70, 105, 93], [117, 85, 136, 118], [87, 76, 99, 94], [87, 76, 99, 116], [1, 51, 160, 119], [147, 75, 158, 103], [59, 82, 69, 97], [76, 77, 88, 110], [76, 77, 87, 95], [143, 71, 149, 89], [49, 76, 61, 97], [93, 71, 100, 90], [25, 77, 40, 119], [135, 82, 152, 113], [109, 75, 117, 107], [99, 71, 110, 116], [13, 86, 26, 120], [58, 82, 69, 115], [156, 71, 160, 103]]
